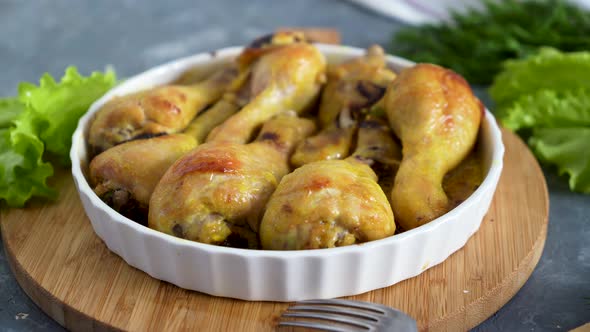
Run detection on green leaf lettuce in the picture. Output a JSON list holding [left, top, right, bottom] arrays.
[[490, 48, 590, 107], [531, 127, 590, 193], [490, 49, 590, 193], [0, 67, 116, 207]]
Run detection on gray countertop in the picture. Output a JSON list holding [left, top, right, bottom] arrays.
[[0, 1, 589, 331]]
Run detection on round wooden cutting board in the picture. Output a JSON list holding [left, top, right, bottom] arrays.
[[1, 129, 548, 332]]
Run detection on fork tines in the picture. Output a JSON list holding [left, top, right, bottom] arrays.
[[278, 299, 417, 332]]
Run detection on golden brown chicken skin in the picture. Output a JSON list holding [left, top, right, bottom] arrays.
[[290, 126, 356, 167], [87, 66, 239, 155], [291, 45, 396, 167], [89, 134, 196, 224], [236, 30, 307, 68], [148, 113, 316, 247], [260, 117, 396, 250], [88, 88, 247, 223], [384, 63, 483, 230], [206, 43, 326, 143], [87, 33, 317, 221]]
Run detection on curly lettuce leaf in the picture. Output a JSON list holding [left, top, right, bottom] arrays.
[[501, 88, 590, 131], [18, 67, 117, 164], [0, 98, 24, 128], [490, 48, 590, 107], [0, 66, 116, 207], [491, 49, 590, 194], [0, 128, 55, 207], [531, 128, 590, 193]]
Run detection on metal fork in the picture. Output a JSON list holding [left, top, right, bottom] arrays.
[[278, 299, 417, 331]]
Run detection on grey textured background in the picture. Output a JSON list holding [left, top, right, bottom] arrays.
[[0, 0, 589, 331]]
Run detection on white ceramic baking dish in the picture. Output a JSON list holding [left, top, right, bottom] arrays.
[[70, 44, 504, 301]]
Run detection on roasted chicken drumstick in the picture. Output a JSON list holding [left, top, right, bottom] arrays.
[[89, 88, 247, 222], [384, 64, 483, 230], [88, 31, 317, 222], [88, 66, 239, 154], [206, 42, 326, 143], [291, 45, 396, 167], [260, 117, 397, 250], [149, 35, 327, 246], [148, 112, 316, 247]]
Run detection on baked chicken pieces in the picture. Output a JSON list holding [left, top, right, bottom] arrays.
[[87, 67, 239, 154], [318, 45, 396, 128], [291, 45, 396, 167], [87, 30, 486, 249], [88, 31, 315, 222], [384, 64, 483, 230], [148, 112, 316, 247], [88, 88, 247, 222], [206, 41, 326, 143], [260, 117, 397, 250]]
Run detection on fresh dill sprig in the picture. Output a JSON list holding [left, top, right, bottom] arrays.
[[391, 0, 590, 84]]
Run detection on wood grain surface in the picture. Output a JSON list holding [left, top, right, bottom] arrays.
[[0, 129, 549, 332]]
